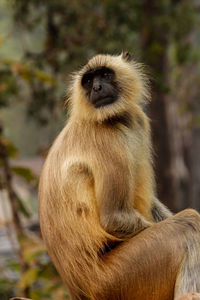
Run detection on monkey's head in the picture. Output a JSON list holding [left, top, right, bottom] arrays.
[[69, 52, 150, 122]]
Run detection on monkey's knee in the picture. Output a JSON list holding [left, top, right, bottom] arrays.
[[66, 162, 94, 183], [177, 209, 200, 219], [173, 209, 200, 227]]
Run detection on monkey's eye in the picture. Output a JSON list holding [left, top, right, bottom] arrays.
[[87, 79, 92, 84], [82, 75, 93, 89], [103, 72, 112, 80]]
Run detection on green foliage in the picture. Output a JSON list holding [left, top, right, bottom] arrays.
[[172, 2, 199, 65], [0, 279, 14, 300], [11, 166, 36, 183], [0, 64, 18, 108], [0, 57, 59, 125], [18, 268, 38, 290], [18, 197, 31, 217], [4, 139, 18, 158], [0, 238, 68, 299]]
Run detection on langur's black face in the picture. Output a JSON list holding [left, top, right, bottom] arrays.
[[81, 67, 119, 108]]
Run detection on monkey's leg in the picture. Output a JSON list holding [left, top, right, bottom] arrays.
[[98, 209, 200, 300], [174, 210, 200, 299]]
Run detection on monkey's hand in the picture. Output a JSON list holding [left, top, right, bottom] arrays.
[[100, 208, 152, 239], [95, 161, 152, 239], [151, 197, 172, 222]]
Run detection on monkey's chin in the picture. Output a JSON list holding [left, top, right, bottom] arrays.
[[93, 97, 116, 108]]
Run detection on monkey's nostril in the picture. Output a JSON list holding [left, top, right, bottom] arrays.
[[93, 84, 102, 92]]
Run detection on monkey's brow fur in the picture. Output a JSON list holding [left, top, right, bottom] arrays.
[[39, 53, 200, 300]]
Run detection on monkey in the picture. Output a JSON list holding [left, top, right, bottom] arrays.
[[39, 53, 200, 300], [40, 51, 171, 243], [65, 51, 171, 238]]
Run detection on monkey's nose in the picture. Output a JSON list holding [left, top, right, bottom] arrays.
[[93, 84, 102, 92]]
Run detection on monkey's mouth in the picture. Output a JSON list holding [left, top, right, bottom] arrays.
[[93, 96, 116, 108]]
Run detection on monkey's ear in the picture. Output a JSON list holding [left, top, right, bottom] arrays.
[[121, 51, 132, 62]]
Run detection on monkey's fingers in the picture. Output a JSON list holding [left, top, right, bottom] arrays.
[[176, 293, 200, 300]]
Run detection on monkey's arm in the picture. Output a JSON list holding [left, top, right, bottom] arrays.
[[95, 164, 151, 239], [151, 197, 173, 222]]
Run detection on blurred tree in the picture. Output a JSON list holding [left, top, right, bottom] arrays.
[[140, 0, 200, 211], [0, 47, 67, 300]]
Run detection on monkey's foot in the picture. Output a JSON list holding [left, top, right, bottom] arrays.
[[176, 293, 200, 300], [10, 297, 32, 300]]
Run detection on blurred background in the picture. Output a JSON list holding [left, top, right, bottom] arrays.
[[0, 0, 200, 299]]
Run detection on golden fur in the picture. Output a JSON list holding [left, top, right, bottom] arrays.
[[39, 54, 200, 300], [67, 53, 157, 223]]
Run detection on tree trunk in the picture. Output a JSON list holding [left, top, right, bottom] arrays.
[[140, 0, 190, 212]]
